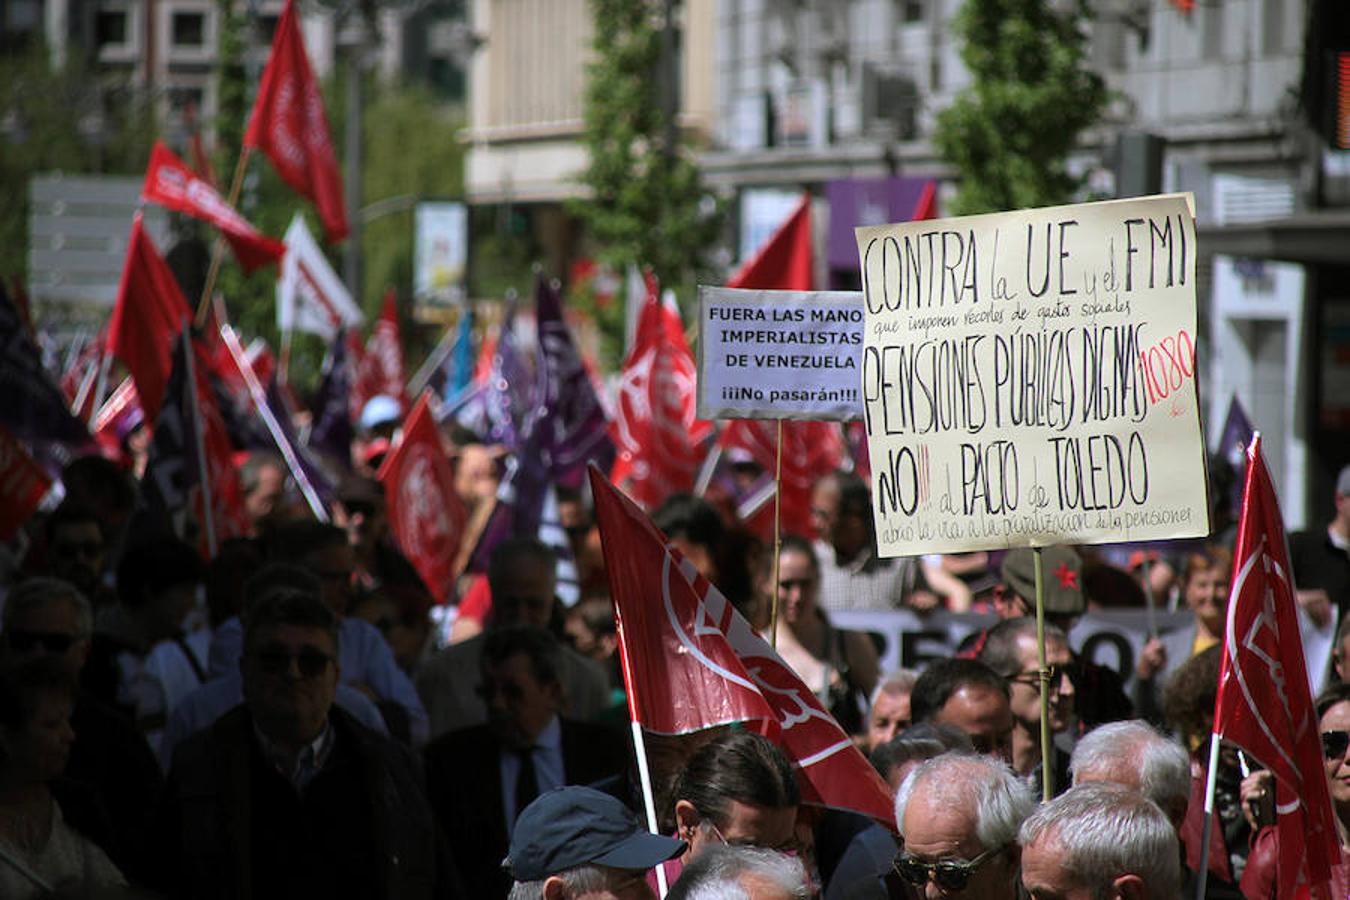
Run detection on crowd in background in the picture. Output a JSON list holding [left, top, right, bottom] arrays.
[[1, 397, 1349, 900]]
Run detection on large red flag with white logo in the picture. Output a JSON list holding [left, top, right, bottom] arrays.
[[243, 0, 348, 242], [589, 466, 895, 826], [1213, 434, 1338, 900], [353, 289, 408, 418], [609, 276, 712, 508], [108, 214, 193, 420], [378, 392, 467, 602], [142, 142, 285, 273]]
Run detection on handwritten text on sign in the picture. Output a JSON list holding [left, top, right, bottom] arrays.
[[697, 287, 864, 421], [855, 194, 1210, 555]]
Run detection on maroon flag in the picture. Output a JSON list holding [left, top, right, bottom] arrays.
[[0, 428, 51, 540], [142, 141, 285, 273], [354, 289, 408, 417], [1213, 434, 1338, 899], [609, 278, 711, 508], [243, 0, 348, 242], [108, 214, 193, 419], [378, 392, 467, 602], [590, 466, 895, 825]]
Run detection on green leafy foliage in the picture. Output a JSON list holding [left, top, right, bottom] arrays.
[[933, 0, 1107, 215], [569, 0, 722, 368]]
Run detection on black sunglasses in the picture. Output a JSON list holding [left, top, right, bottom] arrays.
[[1324, 730, 1350, 759], [1009, 665, 1068, 690], [253, 645, 334, 678], [893, 844, 1006, 892], [4, 630, 79, 654]]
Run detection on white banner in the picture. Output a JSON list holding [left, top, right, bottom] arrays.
[[855, 194, 1210, 556], [276, 213, 363, 340], [696, 287, 864, 421]]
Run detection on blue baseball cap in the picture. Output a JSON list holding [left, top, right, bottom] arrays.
[[504, 786, 686, 881]]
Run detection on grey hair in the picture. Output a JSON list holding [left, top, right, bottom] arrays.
[[3, 577, 93, 638], [1020, 782, 1181, 899], [1069, 720, 1190, 814], [894, 751, 1034, 851], [507, 863, 610, 900], [869, 668, 918, 709], [665, 845, 808, 900]]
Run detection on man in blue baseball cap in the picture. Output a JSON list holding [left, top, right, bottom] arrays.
[[504, 786, 686, 900]]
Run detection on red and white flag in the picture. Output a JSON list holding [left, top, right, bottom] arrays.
[[0, 428, 51, 541], [727, 192, 814, 292], [590, 466, 895, 825], [609, 279, 712, 508], [142, 142, 285, 273], [353, 289, 408, 418], [243, 0, 348, 242], [1213, 434, 1338, 900], [108, 214, 193, 420], [716, 419, 844, 540], [277, 213, 363, 341], [378, 392, 467, 602]]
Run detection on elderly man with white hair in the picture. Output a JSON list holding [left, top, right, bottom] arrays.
[[1020, 782, 1182, 900], [1068, 720, 1191, 828], [893, 752, 1034, 900], [666, 846, 808, 900]]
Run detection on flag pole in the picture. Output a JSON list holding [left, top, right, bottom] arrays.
[[770, 419, 784, 647], [194, 146, 254, 328], [1194, 731, 1222, 900], [279, 326, 294, 386], [180, 325, 217, 557], [1142, 555, 1159, 639], [218, 324, 329, 522], [1034, 546, 1052, 802]]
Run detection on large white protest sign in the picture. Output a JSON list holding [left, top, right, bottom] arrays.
[[696, 287, 864, 421], [855, 194, 1210, 556]]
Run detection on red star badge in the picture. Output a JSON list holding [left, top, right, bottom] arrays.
[[1054, 562, 1078, 590]]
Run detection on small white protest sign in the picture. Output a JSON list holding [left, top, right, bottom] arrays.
[[697, 287, 864, 421], [854, 193, 1210, 556]]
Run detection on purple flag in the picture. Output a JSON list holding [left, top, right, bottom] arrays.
[[535, 278, 614, 487], [483, 298, 535, 449], [308, 328, 355, 470], [1219, 395, 1255, 512], [0, 281, 90, 445]]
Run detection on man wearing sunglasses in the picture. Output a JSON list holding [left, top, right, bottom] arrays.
[[155, 588, 449, 898], [893, 752, 1033, 900], [979, 618, 1075, 794], [1020, 782, 1181, 900]]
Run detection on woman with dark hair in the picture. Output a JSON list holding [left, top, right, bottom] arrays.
[[0, 658, 125, 897], [1240, 682, 1350, 898], [767, 535, 880, 735]]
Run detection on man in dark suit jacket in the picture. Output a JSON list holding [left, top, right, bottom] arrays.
[[154, 586, 447, 899], [425, 626, 632, 899]]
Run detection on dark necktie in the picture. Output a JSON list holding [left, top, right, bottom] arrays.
[[515, 747, 539, 818]]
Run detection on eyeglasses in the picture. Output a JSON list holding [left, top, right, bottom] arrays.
[[252, 645, 334, 678], [1323, 730, 1350, 759], [703, 816, 801, 855], [892, 844, 1007, 892], [1009, 665, 1068, 691], [4, 630, 79, 654]]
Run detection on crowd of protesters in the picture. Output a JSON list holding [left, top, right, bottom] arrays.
[[2, 394, 1349, 900]]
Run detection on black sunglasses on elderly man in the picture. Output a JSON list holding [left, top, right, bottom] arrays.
[[892, 843, 1007, 892]]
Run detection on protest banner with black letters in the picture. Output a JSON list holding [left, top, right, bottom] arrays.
[[854, 194, 1210, 555]]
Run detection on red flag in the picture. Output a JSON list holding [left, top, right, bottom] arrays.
[[243, 0, 348, 242], [353, 289, 408, 418], [590, 466, 895, 825], [182, 100, 217, 186], [378, 392, 467, 602], [108, 214, 193, 420], [142, 142, 285, 273], [0, 428, 51, 540], [717, 420, 844, 539], [1213, 435, 1338, 899], [727, 193, 814, 292], [609, 278, 712, 508]]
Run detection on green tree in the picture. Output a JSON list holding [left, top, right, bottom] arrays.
[[933, 0, 1107, 215], [212, 0, 465, 390], [570, 0, 722, 365], [0, 44, 154, 287]]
